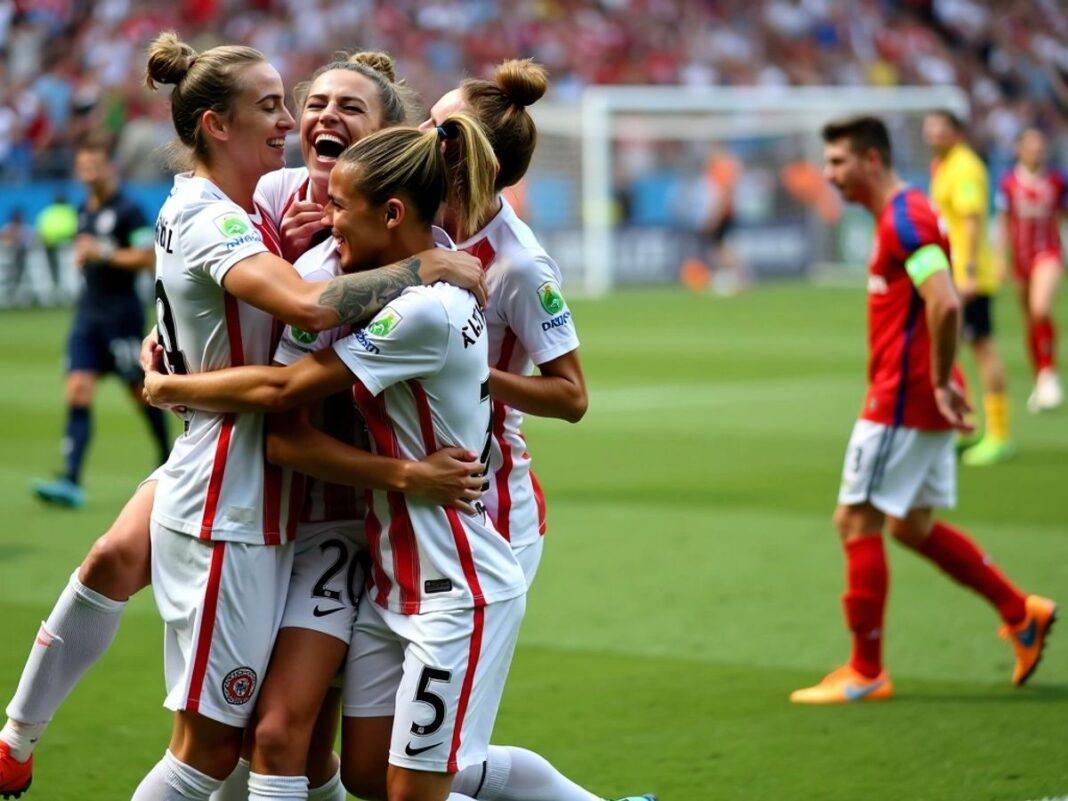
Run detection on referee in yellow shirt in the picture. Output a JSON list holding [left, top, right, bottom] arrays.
[[924, 110, 1014, 465]]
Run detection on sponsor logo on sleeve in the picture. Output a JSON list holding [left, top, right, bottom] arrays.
[[367, 308, 403, 337], [289, 325, 318, 346], [215, 213, 251, 237], [538, 281, 566, 315]]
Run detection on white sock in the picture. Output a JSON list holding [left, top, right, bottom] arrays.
[[0, 719, 47, 763], [131, 750, 224, 801], [208, 757, 250, 801], [248, 771, 309, 801], [307, 768, 345, 801], [5, 571, 126, 740], [451, 746, 601, 801]]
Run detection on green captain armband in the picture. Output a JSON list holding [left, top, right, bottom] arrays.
[[905, 244, 950, 287]]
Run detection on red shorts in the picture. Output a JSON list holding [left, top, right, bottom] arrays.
[[1014, 249, 1063, 282]]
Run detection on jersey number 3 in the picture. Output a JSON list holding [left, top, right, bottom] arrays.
[[155, 280, 188, 375]]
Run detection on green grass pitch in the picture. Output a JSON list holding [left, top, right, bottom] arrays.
[[1, 284, 1066, 800]]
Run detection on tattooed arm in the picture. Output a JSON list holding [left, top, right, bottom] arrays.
[[222, 248, 486, 332]]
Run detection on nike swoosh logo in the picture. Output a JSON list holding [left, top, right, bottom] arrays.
[[1016, 618, 1038, 647], [312, 605, 344, 617], [405, 741, 443, 757], [844, 678, 885, 701]]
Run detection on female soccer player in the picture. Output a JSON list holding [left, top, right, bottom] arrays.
[[145, 112, 526, 801], [996, 127, 1066, 411], [0, 35, 483, 801]]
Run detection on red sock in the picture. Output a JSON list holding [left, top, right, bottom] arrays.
[[918, 521, 1027, 625], [1031, 317, 1056, 372], [842, 535, 887, 679]]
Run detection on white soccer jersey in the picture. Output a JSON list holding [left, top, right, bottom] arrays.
[[453, 199, 579, 550], [274, 236, 367, 528], [254, 166, 311, 231], [332, 282, 526, 615], [151, 173, 300, 545]]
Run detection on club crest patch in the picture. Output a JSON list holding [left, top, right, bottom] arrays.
[[221, 667, 257, 705]]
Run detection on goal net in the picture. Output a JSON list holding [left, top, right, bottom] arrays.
[[521, 85, 969, 296]]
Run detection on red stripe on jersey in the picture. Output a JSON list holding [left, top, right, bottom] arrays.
[[353, 380, 419, 612], [199, 295, 246, 539], [253, 207, 283, 257], [491, 329, 518, 539], [446, 507, 485, 606], [408, 380, 438, 452], [278, 178, 311, 225], [185, 542, 226, 713], [447, 605, 485, 773], [262, 457, 282, 546], [529, 469, 547, 536], [463, 239, 496, 271], [285, 473, 304, 540]]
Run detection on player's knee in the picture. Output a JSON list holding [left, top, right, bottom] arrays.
[[253, 709, 312, 774], [887, 518, 925, 549], [80, 531, 148, 599], [833, 506, 860, 540], [341, 758, 387, 801], [66, 374, 94, 406]]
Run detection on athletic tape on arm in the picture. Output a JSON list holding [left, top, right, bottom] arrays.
[[905, 243, 950, 287]]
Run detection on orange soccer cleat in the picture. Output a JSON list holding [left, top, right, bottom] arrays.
[[1000, 595, 1058, 686], [790, 664, 893, 705], [0, 741, 32, 799]]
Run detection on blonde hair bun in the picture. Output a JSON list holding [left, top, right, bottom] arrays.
[[494, 59, 548, 108], [348, 51, 397, 84], [145, 31, 198, 90]]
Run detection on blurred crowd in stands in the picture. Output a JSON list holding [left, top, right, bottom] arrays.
[[0, 0, 1066, 184]]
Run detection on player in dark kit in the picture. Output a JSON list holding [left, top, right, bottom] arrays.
[[32, 142, 169, 509]]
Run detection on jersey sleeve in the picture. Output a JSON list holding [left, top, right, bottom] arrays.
[[178, 201, 269, 286], [273, 264, 343, 365], [332, 289, 449, 396], [496, 254, 579, 365], [893, 195, 950, 287]]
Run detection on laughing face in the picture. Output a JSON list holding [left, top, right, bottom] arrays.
[[225, 61, 294, 176], [322, 163, 392, 273], [301, 69, 387, 192]]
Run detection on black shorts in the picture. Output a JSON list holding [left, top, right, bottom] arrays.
[[66, 305, 145, 384], [961, 294, 993, 344]]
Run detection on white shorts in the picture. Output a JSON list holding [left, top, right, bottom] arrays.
[[837, 420, 957, 519], [342, 593, 526, 774], [150, 521, 294, 727], [514, 537, 544, 589], [280, 524, 367, 643]]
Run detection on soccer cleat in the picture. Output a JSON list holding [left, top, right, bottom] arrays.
[[960, 435, 1016, 467], [1000, 595, 1058, 687], [789, 664, 893, 705], [1027, 370, 1063, 413], [0, 741, 32, 799], [954, 431, 981, 455], [30, 477, 85, 509]]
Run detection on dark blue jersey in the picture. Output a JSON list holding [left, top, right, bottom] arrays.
[[76, 190, 151, 316]]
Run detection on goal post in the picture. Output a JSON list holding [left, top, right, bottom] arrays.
[[526, 85, 970, 296]]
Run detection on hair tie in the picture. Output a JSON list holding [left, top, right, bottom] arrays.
[[187, 55, 199, 70], [436, 123, 454, 141]]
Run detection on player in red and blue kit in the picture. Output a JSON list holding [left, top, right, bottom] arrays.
[[791, 116, 1056, 705], [996, 127, 1066, 411]]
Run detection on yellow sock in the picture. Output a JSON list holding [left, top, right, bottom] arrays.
[[984, 392, 1011, 441]]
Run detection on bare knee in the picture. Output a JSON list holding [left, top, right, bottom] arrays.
[[253, 708, 314, 776], [79, 526, 150, 600], [887, 510, 933, 550], [170, 716, 243, 780], [834, 504, 883, 543], [65, 372, 95, 407]]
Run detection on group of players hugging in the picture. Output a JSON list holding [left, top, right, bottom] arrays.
[[2, 32, 654, 801], [1, 26, 1063, 801]]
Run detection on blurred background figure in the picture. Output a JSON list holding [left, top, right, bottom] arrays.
[[31, 141, 167, 510], [996, 127, 1066, 412], [1, 208, 35, 307], [925, 110, 1015, 467], [35, 193, 78, 302]]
